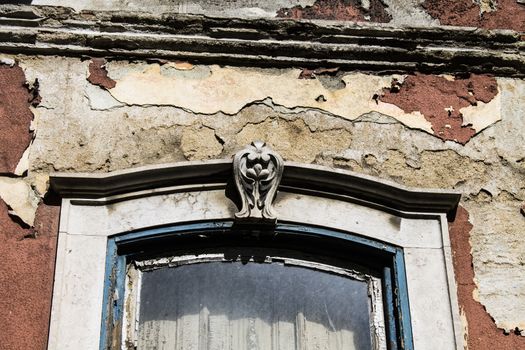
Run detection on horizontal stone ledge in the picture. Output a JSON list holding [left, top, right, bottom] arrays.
[[0, 32, 523, 76], [0, 5, 523, 44], [49, 160, 461, 221], [0, 5, 523, 76]]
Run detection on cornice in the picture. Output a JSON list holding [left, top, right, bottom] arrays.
[[0, 5, 523, 76], [49, 159, 461, 220]]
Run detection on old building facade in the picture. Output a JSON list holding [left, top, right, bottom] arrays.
[[0, 1, 524, 349]]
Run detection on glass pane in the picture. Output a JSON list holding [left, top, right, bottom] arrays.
[[137, 261, 373, 350]]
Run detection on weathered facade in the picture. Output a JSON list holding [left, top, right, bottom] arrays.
[[0, 1, 524, 349]]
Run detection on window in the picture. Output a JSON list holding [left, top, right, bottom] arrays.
[[48, 146, 462, 349], [101, 222, 411, 350]]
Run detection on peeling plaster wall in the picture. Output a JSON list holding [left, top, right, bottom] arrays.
[[0, 62, 37, 174], [276, 0, 393, 22], [0, 58, 59, 350], [449, 206, 525, 350], [32, 0, 318, 18], [11, 55, 524, 343], [0, 2, 524, 350], [422, 0, 525, 32], [28, 0, 525, 31]]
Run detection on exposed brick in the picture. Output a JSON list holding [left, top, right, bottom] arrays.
[[87, 57, 116, 89], [422, 0, 525, 32], [0, 64, 36, 174], [276, 0, 392, 23], [0, 198, 59, 350], [380, 73, 498, 144]]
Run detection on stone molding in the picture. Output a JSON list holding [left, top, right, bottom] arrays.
[[0, 5, 523, 76], [50, 158, 460, 220]]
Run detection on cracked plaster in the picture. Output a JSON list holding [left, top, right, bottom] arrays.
[[32, 0, 317, 17], [463, 193, 525, 334], [11, 54, 525, 335], [0, 0, 523, 345], [276, 0, 392, 22], [180, 124, 223, 160], [382, 0, 439, 26], [379, 73, 500, 144], [28, 0, 438, 27], [102, 62, 504, 139], [234, 117, 353, 163], [0, 55, 45, 228]]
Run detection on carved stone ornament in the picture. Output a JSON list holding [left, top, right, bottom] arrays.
[[233, 141, 284, 222]]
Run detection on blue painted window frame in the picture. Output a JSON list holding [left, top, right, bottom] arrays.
[[100, 221, 414, 350]]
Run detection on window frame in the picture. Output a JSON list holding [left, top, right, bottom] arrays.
[[100, 221, 413, 350]]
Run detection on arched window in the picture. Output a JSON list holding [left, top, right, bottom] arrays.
[[103, 222, 407, 349], [48, 143, 462, 350]]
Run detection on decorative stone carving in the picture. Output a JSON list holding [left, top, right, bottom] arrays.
[[233, 141, 284, 222]]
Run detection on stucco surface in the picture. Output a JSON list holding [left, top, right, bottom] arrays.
[[29, 0, 524, 32], [31, 0, 318, 17], [0, 59, 58, 350], [104, 62, 501, 142], [450, 206, 525, 349], [28, 0, 525, 32], [0, 199, 59, 350], [0, 0, 524, 347], [464, 193, 525, 333], [0, 51, 524, 346]]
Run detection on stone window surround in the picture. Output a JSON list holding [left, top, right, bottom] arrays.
[[47, 159, 462, 350]]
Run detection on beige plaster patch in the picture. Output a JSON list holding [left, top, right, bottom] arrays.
[[0, 177, 39, 226], [460, 90, 501, 131], [460, 308, 469, 349], [14, 147, 30, 176], [107, 64, 434, 133], [180, 125, 223, 160], [171, 61, 194, 70], [476, 0, 498, 14], [465, 194, 525, 334], [30, 173, 50, 198], [235, 118, 352, 163]]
